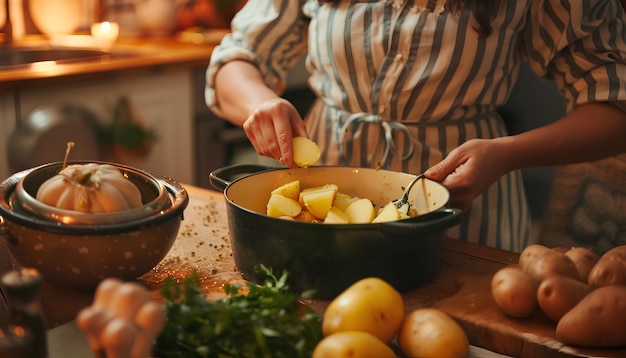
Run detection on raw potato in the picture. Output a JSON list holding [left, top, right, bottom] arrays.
[[324, 206, 350, 224], [491, 266, 539, 318], [518, 244, 580, 282], [587, 245, 626, 288], [564, 247, 599, 283], [265, 181, 413, 223], [293, 136, 321, 168], [299, 184, 339, 200], [397, 308, 469, 358], [312, 331, 396, 358], [271, 180, 301, 201], [266, 193, 302, 218], [556, 285, 626, 348], [372, 202, 400, 223], [333, 193, 360, 211], [536, 276, 591, 322], [301, 188, 336, 219], [322, 277, 404, 343], [343, 198, 376, 224], [294, 208, 319, 223]]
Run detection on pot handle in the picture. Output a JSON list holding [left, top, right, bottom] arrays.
[[209, 164, 277, 191], [380, 208, 463, 235]]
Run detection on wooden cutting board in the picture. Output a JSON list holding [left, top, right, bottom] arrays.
[[433, 275, 626, 358]]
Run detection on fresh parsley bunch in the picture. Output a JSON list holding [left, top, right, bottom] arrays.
[[153, 266, 323, 358]]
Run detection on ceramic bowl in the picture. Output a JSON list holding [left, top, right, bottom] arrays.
[[29, 0, 83, 37], [0, 161, 188, 289]]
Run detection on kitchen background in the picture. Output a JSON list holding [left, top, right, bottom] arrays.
[[0, 0, 566, 231]]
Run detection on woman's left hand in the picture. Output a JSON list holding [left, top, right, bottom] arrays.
[[424, 138, 511, 211]]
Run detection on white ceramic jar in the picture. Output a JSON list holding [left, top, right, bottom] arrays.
[[134, 0, 179, 38], [28, 0, 83, 37]]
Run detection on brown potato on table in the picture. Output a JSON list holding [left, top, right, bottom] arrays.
[[537, 276, 592, 322], [491, 266, 539, 318], [519, 244, 581, 282], [550, 246, 570, 254], [564, 247, 599, 283], [605, 245, 626, 259], [312, 331, 396, 358], [397, 308, 469, 358], [556, 285, 626, 348], [588, 245, 626, 288]]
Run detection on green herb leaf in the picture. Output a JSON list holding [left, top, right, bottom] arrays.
[[153, 266, 323, 358]]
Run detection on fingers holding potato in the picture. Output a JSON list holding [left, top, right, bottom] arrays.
[[292, 136, 321, 168]]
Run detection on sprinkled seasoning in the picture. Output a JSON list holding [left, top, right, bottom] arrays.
[[139, 194, 240, 300]]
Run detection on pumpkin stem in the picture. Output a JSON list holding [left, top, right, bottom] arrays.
[[63, 142, 75, 170], [74, 170, 94, 186]]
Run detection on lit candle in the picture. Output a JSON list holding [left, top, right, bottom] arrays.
[[90, 21, 119, 44]]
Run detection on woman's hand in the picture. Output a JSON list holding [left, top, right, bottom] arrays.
[[425, 138, 511, 211], [425, 103, 626, 211], [212, 60, 309, 167], [242, 97, 308, 167]]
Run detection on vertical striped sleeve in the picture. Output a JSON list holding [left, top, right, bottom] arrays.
[[205, 0, 310, 113], [522, 0, 626, 110]]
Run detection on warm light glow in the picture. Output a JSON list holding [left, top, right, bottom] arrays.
[[30, 61, 57, 71], [91, 21, 119, 44]]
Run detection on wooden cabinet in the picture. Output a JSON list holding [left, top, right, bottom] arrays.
[[1, 67, 195, 184]]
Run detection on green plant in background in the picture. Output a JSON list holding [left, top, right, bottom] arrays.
[[97, 96, 157, 151]]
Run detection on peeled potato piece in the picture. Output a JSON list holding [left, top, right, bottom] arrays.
[[266, 193, 302, 218], [301, 189, 336, 220], [344, 198, 376, 224], [293, 136, 321, 168], [332, 193, 360, 211], [271, 180, 301, 201], [372, 202, 400, 223], [324, 206, 351, 224]]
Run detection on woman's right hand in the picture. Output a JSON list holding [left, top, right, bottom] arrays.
[[242, 97, 308, 168], [212, 60, 310, 167]]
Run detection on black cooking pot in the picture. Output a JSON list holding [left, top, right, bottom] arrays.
[[210, 164, 463, 299]]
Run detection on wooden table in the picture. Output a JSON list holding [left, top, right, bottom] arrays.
[[38, 184, 625, 358]]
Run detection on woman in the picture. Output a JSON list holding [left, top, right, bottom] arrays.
[[205, 0, 626, 252]]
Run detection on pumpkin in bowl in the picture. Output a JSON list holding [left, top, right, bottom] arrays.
[[36, 163, 142, 213]]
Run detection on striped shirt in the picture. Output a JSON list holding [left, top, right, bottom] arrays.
[[206, 0, 626, 252]]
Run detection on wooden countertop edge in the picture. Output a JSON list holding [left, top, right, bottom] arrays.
[[0, 37, 220, 90]]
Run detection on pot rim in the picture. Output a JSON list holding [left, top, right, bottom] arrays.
[[212, 164, 454, 226], [0, 161, 189, 234]]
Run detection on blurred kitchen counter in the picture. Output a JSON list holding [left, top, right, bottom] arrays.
[[0, 30, 229, 185], [0, 30, 228, 90]]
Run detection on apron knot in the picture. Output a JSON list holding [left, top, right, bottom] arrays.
[[335, 112, 416, 166]]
